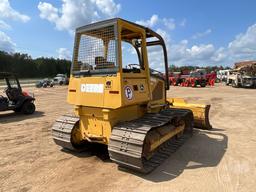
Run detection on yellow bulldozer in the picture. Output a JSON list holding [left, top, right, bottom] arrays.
[[52, 18, 212, 173]]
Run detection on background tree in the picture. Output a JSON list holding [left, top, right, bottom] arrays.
[[0, 51, 71, 78]]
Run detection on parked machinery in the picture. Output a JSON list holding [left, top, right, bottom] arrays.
[[51, 18, 212, 173], [0, 72, 36, 114], [206, 71, 217, 86], [170, 69, 215, 87], [184, 69, 207, 87], [35, 78, 54, 88], [52, 74, 69, 85], [169, 72, 183, 86], [226, 61, 256, 88], [216, 69, 230, 83]]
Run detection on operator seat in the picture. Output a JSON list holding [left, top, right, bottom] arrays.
[[95, 56, 115, 69], [5, 87, 22, 102]]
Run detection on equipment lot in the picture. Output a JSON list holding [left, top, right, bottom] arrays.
[[0, 85, 255, 192]]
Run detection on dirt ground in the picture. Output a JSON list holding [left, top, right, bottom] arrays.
[[0, 84, 255, 192]]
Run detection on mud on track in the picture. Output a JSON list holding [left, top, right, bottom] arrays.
[[0, 85, 256, 192]]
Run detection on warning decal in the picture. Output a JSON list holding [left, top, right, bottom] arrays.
[[124, 86, 133, 100]]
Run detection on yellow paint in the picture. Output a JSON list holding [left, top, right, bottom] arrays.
[[167, 98, 212, 129], [73, 105, 146, 144], [149, 124, 185, 152]]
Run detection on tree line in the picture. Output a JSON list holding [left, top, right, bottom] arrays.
[[0, 51, 71, 78], [169, 64, 231, 74], [0, 51, 232, 79]]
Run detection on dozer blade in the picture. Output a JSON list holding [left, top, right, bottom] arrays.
[[167, 98, 212, 130]]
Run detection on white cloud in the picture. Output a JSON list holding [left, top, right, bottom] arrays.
[[169, 41, 216, 66], [38, 2, 59, 22], [0, 31, 16, 52], [0, 1, 28, 53], [211, 47, 226, 62], [38, 0, 121, 33], [39, 9, 256, 67], [169, 40, 189, 61], [228, 24, 256, 55], [208, 23, 256, 65], [147, 27, 217, 68], [0, 0, 30, 22], [92, 0, 121, 16], [114, 18, 256, 67], [162, 18, 175, 30], [139, 16, 235, 67], [156, 28, 171, 44], [187, 44, 215, 59], [169, 23, 256, 66], [136, 14, 159, 28], [57, 48, 71, 60], [136, 15, 176, 30], [0, 20, 11, 30], [180, 19, 186, 27], [192, 29, 212, 39]]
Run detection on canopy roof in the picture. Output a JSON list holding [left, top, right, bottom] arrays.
[[76, 18, 162, 40]]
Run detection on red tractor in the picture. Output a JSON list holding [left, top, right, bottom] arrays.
[[169, 71, 190, 86], [169, 72, 181, 86], [181, 69, 207, 87], [206, 72, 217, 86], [170, 69, 216, 87]]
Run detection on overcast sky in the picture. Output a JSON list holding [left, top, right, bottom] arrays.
[[0, 0, 256, 68]]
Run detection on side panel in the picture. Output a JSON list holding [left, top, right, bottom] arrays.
[[122, 75, 150, 106], [68, 76, 104, 107], [74, 105, 146, 143], [150, 76, 166, 104], [103, 75, 122, 108], [67, 75, 122, 109]]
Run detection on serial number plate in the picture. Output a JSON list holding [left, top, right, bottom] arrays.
[[80, 84, 104, 93]]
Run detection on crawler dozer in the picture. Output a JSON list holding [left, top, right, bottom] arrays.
[[52, 18, 212, 173]]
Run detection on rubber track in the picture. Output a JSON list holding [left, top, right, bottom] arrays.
[[52, 114, 79, 151], [108, 108, 193, 173]]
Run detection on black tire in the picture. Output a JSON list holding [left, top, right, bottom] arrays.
[[13, 108, 21, 113], [21, 102, 36, 114], [59, 81, 64, 85], [232, 81, 238, 88], [200, 80, 206, 87], [192, 80, 198, 87]]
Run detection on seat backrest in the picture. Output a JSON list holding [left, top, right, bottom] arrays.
[[6, 88, 22, 102], [95, 56, 106, 65], [95, 56, 115, 69]]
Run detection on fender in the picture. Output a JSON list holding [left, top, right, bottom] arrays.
[[15, 96, 35, 109]]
